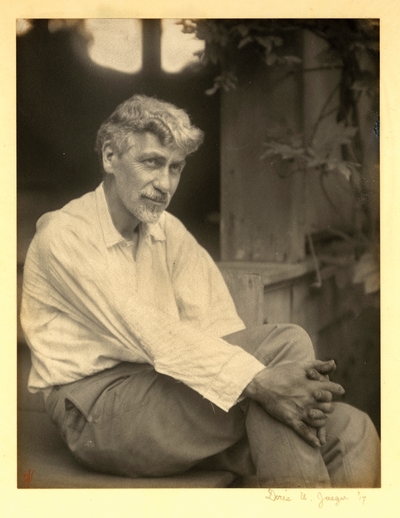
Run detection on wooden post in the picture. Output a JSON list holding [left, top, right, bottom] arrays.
[[219, 268, 264, 328], [220, 47, 306, 263]]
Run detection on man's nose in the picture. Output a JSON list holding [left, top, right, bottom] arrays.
[[153, 166, 170, 193]]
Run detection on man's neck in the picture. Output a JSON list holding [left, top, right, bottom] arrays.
[[103, 177, 140, 241]]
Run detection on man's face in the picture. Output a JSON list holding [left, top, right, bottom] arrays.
[[103, 132, 187, 225]]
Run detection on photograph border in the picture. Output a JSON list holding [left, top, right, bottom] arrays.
[[3, 1, 399, 517]]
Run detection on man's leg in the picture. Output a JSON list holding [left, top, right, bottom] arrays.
[[45, 324, 312, 480], [320, 402, 380, 487], [44, 324, 380, 486], [45, 361, 248, 478], [223, 325, 380, 487], [221, 325, 332, 487]]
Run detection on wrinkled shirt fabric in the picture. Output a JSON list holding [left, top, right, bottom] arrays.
[[21, 183, 264, 412]]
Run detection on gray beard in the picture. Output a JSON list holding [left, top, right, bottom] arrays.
[[132, 201, 165, 224], [134, 189, 170, 223]]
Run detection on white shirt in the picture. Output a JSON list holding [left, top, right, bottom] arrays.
[[21, 183, 264, 412]]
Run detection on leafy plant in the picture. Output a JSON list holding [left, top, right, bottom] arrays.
[[181, 19, 304, 94], [182, 19, 379, 292], [260, 121, 360, 181]]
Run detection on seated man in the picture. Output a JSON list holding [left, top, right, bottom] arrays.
[[21, 94, 380, 488]]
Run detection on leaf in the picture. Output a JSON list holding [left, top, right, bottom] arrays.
[[238, 36, 253, 49], [353, 252, 380, 294], [262, 142, 306, 160], [199, 52, 209, 65], [337, 163, 352, 181], [353, 252, 379, 283], [255, 36, 273, 51], [236, 24, 249, 37], [205, 72, 237, 95], [364, 272, 380, 294], [312, 122, 358, 156], [205, 83, 221, 96], [282, 55, 302, 65], [260, 149, 278, 159], [306, 156, 325, 168], [326, 159, 339, 171], [180, 19, 197, 34]]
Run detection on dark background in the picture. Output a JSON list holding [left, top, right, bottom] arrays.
[[18, 19, 222, 260]]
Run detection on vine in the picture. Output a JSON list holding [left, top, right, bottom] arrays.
[[181, 19, 380, 292]]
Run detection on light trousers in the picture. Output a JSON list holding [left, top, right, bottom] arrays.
[[45, 324, 380, 487]]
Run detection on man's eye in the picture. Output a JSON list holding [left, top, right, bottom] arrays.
[[144, 158, 158, 166], [170, 164, 184, 174]]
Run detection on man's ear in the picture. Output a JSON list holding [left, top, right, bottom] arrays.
[[102, 141, 116, 174]]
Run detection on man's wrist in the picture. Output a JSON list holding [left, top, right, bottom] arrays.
[[241, 367, 270, 400]]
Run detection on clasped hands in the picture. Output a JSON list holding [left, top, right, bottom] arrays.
[[242, 359, 344, 448]]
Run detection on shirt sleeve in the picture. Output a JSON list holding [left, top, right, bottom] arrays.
[[35, 218, 265, 412], [166, 215, 247, 338]]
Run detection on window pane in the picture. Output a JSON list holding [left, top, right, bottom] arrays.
[[85, 19, 142, 74], [161, 19, 204, 73], [16, 19, 33, 36]]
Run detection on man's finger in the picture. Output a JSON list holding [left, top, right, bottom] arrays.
[[308, 408, 327, 421], [315, 402, 334, 414], [317, 426, 327, 446], [319, 380, 345, 397], [292, 421, 321, 448], [306, 368, 327, 381], [307, 360, 337, 375], [317, 359, 336, 374], [313, 390, 333, 403], [305, 409, 328, 428]]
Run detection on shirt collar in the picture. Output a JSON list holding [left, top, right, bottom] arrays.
[[95, 182, 166, 248]]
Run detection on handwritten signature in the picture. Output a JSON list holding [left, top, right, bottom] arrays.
[[265, 489, 292, 502], [317, 492, 349, 508], [264, 489, 367, 508], [22, 469, 35, 488]]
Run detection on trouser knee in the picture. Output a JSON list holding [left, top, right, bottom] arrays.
[[251, 323, 316, 366]]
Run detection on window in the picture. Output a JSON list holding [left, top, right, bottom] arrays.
[[161, 19, 204, 73], [85, 19, 142, 74]]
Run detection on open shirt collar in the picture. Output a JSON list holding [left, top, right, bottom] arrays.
[[95, 182, 166, 248]]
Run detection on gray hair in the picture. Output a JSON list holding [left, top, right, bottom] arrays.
[[95, 95, 204, 161]]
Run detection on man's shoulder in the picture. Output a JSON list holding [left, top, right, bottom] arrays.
[[158, 212, 207, 263], [159, 211, 196, 245], [160, 211, 187, 234], [35, 190, 98, 245]]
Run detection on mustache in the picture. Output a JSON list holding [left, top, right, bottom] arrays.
[[140, 189, 170, 204]]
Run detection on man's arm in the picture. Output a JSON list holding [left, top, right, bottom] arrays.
[[29, 219, 264, 412], [167, 219, 344, 446], [166, 214, 246, 337], [242, 360, 344, 448]]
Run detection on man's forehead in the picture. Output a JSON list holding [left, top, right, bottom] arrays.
[[125, 132, 187, 159]]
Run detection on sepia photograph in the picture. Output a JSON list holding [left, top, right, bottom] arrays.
[[16, 17, 381, 492]]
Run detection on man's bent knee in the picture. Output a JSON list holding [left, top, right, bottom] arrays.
[[248, 323, 315, 367], [224, 323, 315, 365]]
